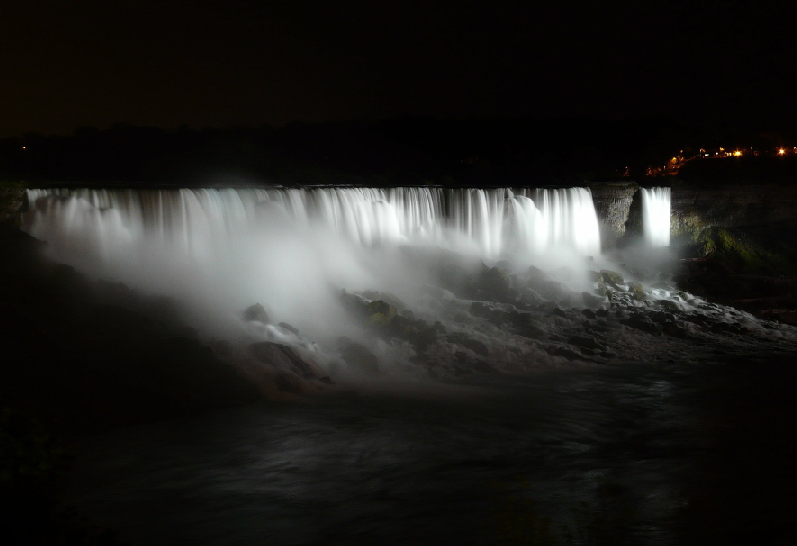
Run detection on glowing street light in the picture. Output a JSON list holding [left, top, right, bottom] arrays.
[[733, 151, 742, 157], [778, 148, 786, 155]]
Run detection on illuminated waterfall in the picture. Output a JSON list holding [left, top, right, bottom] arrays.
[[24, 187, 601, 259], [641, 187, 671, 247]]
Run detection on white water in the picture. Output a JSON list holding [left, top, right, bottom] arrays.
[[641, 187, 671, 247], [22, 187, 601, 340], [24, 187, 601, 258]]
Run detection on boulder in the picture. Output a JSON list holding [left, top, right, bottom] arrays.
[[582, 291, 605, 308], [568, 335, 604, 351], [553, 347, 584, 360], [243, 303, 270, 324], [527, 264, 548, 282], [337, 338, 380, 374], [361, 290, 406, 311], [448, 332, 489, 356], [274, 373, 303, 394], [368, 312, 391, 327], [532, 280, 565, 301], [339, 290, 369, 316], [388, 315, 438, 350], [366, 300, 397, 320], [477, 265, 513, 301], [600, 269, 624, 286], [627, 282, 646, 301], [248, 342, 320, 379], [620, 316, 662, 335], [470, 301, 491, 318], [657, 299, 682, 311], [278, 322, 300, 336], [662, 322, 689, 338]]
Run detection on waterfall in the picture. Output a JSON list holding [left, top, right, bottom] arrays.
[[20, 185, 603, 340], [641, 187, 671, 247], [24, 186, 601, 259]]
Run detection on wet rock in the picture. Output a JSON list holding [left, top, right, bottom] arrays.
[[527, 264, 548, 282], [581, 309, 597, 319], [553, 346, 583, 360], [657, 299, 682, 311], [436, 261, 473, 296], [517, 323, 546, 339], [627, 282, 646, 301], [568, 335, 604, 351], [600, 269, 624, 286], [711, 322, 743, 335], [278, 322, 300, 336], [249, 342, 321, 379], [337, 338, 380, 374], [366, 300, 397, 320], [582, 291, 604, 308], [400, 309, 415, 319], [243, 303, 270, 323], [551, 307, 568, 318], [470, 301, 491, 318], [596, 309, 609, 318], [649, 311, 674, 323], [620, 316, 662, 335], [476, 265, 513, 301], [340, 290, 369, 316], [273, 373, 302, 394], [448, 332, 489, 356], [662, 322, 689, 337], [531, 280, 565, 300], [472, 359, 496, 374], [368, 312, 391, 327], [388, 314, 438, 350], [361, 290, 406, 311]]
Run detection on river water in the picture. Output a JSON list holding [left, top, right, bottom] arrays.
[[64, 353, 797, 546]]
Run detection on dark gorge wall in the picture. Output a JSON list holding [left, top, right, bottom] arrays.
[[0, 182, 25, 224], [670, 181, 797, 236], [588, 182, 638, 247]]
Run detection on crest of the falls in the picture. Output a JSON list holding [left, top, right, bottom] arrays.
[[641, 187, 671, 247], [24, 186, 601, 258]]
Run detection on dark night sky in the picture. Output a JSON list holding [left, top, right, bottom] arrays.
[[2, 0, 796, 137]]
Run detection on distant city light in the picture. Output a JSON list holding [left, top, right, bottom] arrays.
[[21, 146, 26, 150], [733, 151, 742, 157], [778, 148, 786, 155]]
